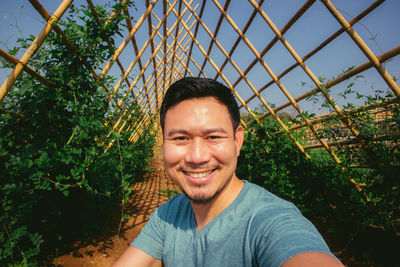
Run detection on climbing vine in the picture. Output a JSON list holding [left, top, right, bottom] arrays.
[[0, 1, 155, 265], [237, 72, 400, 235]]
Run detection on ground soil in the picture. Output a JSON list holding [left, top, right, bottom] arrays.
[[50, 149, 399, 267]]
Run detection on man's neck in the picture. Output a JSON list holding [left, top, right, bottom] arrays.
[[191, 177, 244, 231]]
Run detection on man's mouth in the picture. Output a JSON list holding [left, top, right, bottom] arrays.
[[181, 167, 218, 184], [185, 170, 213, 178]]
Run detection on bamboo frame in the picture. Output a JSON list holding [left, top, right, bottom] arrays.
[[100, 0, 159, 79], [28, 0, 115, 98], [183, 0, 206, 77], [86, 0, 133, 90], [108, 1, 193, 131], [275, 98, 399, 135], [182, 0, 310, 158], [242, 0, 385, 108], [1, 0, 397, 192], [0, 0, 73, 103], [260, 45, 400, 120], [321, 0, 399, 98], [198, 0, 232, 77], [212, 0, 341, 162], [107, 0, 179, 102]]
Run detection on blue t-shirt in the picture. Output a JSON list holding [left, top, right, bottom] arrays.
[[132, 181, 336, 266]]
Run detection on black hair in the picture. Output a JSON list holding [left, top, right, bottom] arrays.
[[160, 77, 240, 132]]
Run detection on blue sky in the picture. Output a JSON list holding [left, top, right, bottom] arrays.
[[0, 0, 399, 114]]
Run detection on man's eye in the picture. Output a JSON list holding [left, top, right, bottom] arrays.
[[208, 136, 220, 140], [174, 136, 187, 141]]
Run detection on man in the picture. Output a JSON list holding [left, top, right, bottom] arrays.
[[113, 77, 343, 266]]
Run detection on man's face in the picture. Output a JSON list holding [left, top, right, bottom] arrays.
[[163, 97, 243, 204]]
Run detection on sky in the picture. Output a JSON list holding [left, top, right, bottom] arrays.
[[0, 0, 399, 115]]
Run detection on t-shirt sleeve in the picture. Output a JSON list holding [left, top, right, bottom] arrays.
[[131, 208, 165, 260], [252, 203, 336, 267]]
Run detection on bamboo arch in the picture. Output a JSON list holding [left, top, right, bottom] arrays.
[[0, 0, 399, 192]]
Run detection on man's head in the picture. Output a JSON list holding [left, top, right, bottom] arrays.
[[160, 77, 240, 133], [161, 77, 244, 205]]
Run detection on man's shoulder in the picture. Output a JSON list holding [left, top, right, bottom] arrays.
[[241, 181, 298, 212]]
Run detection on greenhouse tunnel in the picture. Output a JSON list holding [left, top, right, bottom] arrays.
[[0, 0, 399, 265]]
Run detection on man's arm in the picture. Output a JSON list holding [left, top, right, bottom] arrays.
[[112, 245, 162, 267], [282, 251, 344, 267]]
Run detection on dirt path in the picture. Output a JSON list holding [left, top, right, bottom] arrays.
[[53, 149, 179, 266]]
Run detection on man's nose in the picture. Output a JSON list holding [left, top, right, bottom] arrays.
[[184, 137, 211, 165]]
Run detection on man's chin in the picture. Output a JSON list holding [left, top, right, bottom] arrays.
[[183, 188, 221, 205], [187, 194, 216, 205]]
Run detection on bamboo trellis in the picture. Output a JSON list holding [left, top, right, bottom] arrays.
[[1, 0, 399, 191]]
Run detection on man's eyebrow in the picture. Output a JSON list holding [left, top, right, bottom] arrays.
[[203, 128, 228, 135], [166, 128, 228, 136], [166, 129, 188, 136]]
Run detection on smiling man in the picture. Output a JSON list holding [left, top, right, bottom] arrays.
[[113, 77, 343, 267]]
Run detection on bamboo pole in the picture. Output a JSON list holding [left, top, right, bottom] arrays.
[[161, 39, 192, 80], [0, 48, 54, 87], [248, 0, 375, 191], [125, 4, 194, 107], [122, 3, 151, 108], [104, 109, 151, 153], [199, 0, 231, 77], [212, 0, 340, 162], [249, 0, 365, 147], [162, 0, 169, 96], [213, 0, 264, 80], [100, 0, 159, 78], [168, 0, 183, 84], [151, 8, 197, 76], [139, 43, 190, 114], [303, 133, 400, 150], [130, 114, 157, 143], [86, 0, 132, 89], [28, 0, 76, 51], [107, 0, 179, 102], [107, 37, 183, 143], [114, 7, 187, 114], [0, 108, 24, 119], [138, 47, 182, 111], [145, 0, 161, 110], [217, 0, 315, 82], [138, 44, 184, 113], [128, 112, 152, 141], [151, 31, 205, 78], [275, 98, 399, 135], [182, 0, 310, 158], [242, 0, 385, 107], [28, 0, 117, 103], [183, 0, 207, 77], [0, 0, 73, 103], [260, 45, 400, 120], [321, 0, 400, 98], [171, 7, 265, 133]]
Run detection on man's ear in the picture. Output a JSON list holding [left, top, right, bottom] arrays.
[[234, 125, 244, 157]]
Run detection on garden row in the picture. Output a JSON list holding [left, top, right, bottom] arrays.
[[0, 2, 156, 265]]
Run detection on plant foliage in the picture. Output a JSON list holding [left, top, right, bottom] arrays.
[[237, 94, 400, 236], [0, 1, 155, 265]]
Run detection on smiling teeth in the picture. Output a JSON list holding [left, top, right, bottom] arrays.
[[187, 170, 212, 178]]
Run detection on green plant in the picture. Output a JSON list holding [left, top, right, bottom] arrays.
[[0, 1, 155, 265], [237, 90, 399, 234]]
